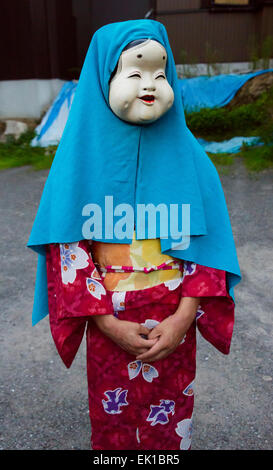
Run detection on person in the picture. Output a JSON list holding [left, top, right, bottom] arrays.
[[27, 20, 241, 450]]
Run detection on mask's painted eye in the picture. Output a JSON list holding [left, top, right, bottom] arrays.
[[155, 74, 166, 80], [128, 73, 141, 78]]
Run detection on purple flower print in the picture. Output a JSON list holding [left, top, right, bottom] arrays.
[[147, 399, 175, 426], [102, 387, 129, 414], [183, 261, 196, 276]]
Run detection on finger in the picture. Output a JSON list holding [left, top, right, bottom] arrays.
[[139, 344, 176, 362], [140, 333, 149, 339], [139, 325, 151, 336], [135, 347, 151, 355], [143, 349, 171, 362], [136, 337, 158, 349], [120, 344, 150, 355], [147, 327, 161, 340], [136, 347, 169, 362], [135, 339, 166, 361]]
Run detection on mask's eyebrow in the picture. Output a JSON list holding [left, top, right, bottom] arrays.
[[109, 42, 167, 84]]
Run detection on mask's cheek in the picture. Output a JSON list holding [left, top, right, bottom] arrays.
[[158, 82, 175, 114], [109, 78, 139, 118]]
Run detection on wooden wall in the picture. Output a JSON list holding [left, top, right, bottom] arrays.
[[0, 0, 272, 81]]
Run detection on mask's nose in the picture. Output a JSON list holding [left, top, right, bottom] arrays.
[[142, 78, 156, 92], [143, 85, 156, 91]]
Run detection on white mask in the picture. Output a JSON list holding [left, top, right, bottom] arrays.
[[109, 39, 174, 124]]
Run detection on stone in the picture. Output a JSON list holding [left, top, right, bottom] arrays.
[[3, 120, 28, 140]]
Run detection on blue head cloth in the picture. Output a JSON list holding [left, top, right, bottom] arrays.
[[27, 19, 241, 325]]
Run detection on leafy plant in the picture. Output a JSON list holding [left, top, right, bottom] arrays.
[[204, 41, 221, 77], [0, 130, 56, 170], [248, 34, 273, 71], [185, 85, 273, 138], [179, 48, 199, 78], [261, 35, 273, 70]]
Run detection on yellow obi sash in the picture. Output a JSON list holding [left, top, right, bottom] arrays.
[[90, 231, 182, 292]]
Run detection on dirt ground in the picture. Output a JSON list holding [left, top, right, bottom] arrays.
[[0, 159, 272, 450], [226, 71, 273, 108]]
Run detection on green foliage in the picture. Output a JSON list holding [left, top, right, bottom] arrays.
[[1, 85, 273, 173], [179, 48, 199, 78], [185, 85, 273, 138], [208, 153, 235, 167], [186, 100, 268, 137], [241, 142, 273, 172], [259, 121, 273, 146], [187, 85, 273, 172], [204, 41, 221, 77], [248, 34, 260, 71], [0, 130, 56, 170], [248, 34, 273, 70], [261, 35, 273, 70], [207, 152, 235, 175], [239, 116, 273, 171]]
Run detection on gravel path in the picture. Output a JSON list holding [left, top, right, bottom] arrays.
[[0, 160, 272, 450]]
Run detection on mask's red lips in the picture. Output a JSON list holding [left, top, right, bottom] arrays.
[[139, 95, 155, 103]]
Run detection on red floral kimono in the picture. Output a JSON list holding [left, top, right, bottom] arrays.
[[46, 240, 234, 450]]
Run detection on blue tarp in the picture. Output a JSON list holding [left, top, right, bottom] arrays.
[[31, 70, 272, 150], [31, 81, 77, 147], [197, 136, 261, 154], [179, 69, 273, 112]]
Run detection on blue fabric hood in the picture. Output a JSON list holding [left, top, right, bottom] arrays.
[[27, 19, 241, 325]]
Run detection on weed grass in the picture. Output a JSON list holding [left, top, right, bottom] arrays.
[[186, 85, 273, 172], [0, 130, 56, 171], [240, 142, 273, 172], [185, 86, 272, 138]]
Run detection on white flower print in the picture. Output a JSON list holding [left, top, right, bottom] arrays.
[[90, 267, 101, 280], [60, 242, 89, 284], [86, 278, 106, 299], [128, 360, 159, 383], [183, 380, 195, 397], [141, 319, 160, 330], [175, 416, 193, 450], [112, 291, 126, 313], [136, 427, 141, 443], [164, 278, 182, 291]]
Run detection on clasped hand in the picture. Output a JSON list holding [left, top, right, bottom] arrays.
[[92, 297, 199, 362]]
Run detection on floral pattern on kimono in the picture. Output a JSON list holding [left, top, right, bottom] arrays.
[[46, 241, 235, 366], [46, 239, 235, 450], [181, 260, 234, 354], [46, 241, 114, 368], [86, 280, 196, 450]]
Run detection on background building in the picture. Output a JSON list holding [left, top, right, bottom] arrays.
[[1, 0, 273, 118]]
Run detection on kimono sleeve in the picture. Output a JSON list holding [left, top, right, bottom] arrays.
[[181, 261, 235, 355], [46, 240, 114, 368]]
